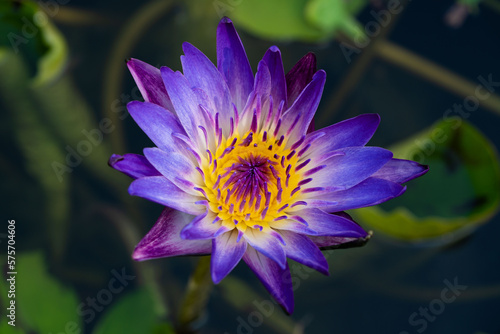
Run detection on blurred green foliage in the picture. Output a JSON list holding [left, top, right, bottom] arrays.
[[230, 0, 367, 42], [354, 120, 500, 243]]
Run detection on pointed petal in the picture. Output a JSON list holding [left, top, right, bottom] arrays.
[[302, 114, 381, 159], [290, 208, 368, 237], [372, 158, 429, 183], [143, 147, 200, 195], [217, 17, 254, 111], [161, 67, 206, 146], [180, 211, 228, 240], [243, 247, 294, 314], [279, 70, 326, 144], [133, 208, 211, 261], [127, 101, 185, 151], [285, 52, 317, 106], [262, 46, 286, 107], [127, 58, 174, 111], [108, 153, 161, 179], [279, 231, 329, 275], [243, 229, 287, 269], [128, 176, 204, 215], [306, 147, 393, 190], [181, 42, 232, 120], [307, 177, 406, 212], [211, 230, 247, 283]]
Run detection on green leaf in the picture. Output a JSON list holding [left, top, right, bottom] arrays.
[[0, 0, 67, 84], [230, 0, 368, 42], [15, 252, 82, 333], [353, 119, 500, 243], [0, 321, 26, 334], [92, 288, 172, 334]]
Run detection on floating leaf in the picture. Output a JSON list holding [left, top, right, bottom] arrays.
[[92, 288, 173, 334], [230, 0, 368, 42], [353, 119, 500, 243], [14, 252, 82, 333], [0, 0, 67, 84]]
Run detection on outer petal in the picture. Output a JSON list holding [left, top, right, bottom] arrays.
[[285, 52, 317, 107], [279, 70, 326, 144], [108, 153, 161, 179], [306, 177, 406, 212], [143, 147, 201, 195], [217, 17, 254, 111], [211, 230, 247, 284], [133, 208, 211, 261], [243, 247, 294, 314], [181, 42, 232, 120], [161, 67, 206, 146], [289, 208, 368, 238], [306, 147, 393, 190], [262, 46, 286, 107], [127, 59, 174, 112], [279, 230, 329, 275], [371, 158, 429, 183], [128, 176, 204, 215], [302, 114, 381, 159], [127, 101, 185, 152], [180, 211, 228, 240], [243, 229, 287, 269]]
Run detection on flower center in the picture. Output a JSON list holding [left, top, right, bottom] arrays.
[[199, 130, 307, 233]]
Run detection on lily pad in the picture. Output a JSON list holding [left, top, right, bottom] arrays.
[[92, 288, 173, 334], [9, 252, 81, 333], [0, 0, 67, 85], [230, 0, 368, 42], [353, 119, 500, 244]]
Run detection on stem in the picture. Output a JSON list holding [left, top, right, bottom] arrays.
[[176, 256, 213, 333], [374, 40, 500, 116]]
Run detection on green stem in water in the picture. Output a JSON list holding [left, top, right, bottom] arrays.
[[177, 256, 213, 333]]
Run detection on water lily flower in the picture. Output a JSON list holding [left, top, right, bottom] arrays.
[[109, 17, 428, 313]]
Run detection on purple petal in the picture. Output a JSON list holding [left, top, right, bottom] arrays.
[[143, 147, 199, 195], [243, 247, 294, 314], [302, 114, 381, 159], [128, 176, 204, 215], [127, 101, 185, 151], [306, 147, 393, 190], [307, 177, 406, 212], [217, 17, 254, 112], [127, 58, 174, 112], [290, 208, 368, 238], [211, 230, 247, 284], [108, 153, 161, 179], [285, 52, 317, 107], [238, 60, 271, 131], [262, 46, 287, 107], [181, 42, 232, 120], [270, 218, 318, 235], [180, 211, 228, 240], [243, 229, 287, 269], [279, 231, 329, 275], [161, 67, 206, 146], [133, 208, 211, 261], [279, 70, 326, 144], [371, 158, 429, 183]]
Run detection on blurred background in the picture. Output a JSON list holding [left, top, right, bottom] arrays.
[[1, 0, 500, 333]]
